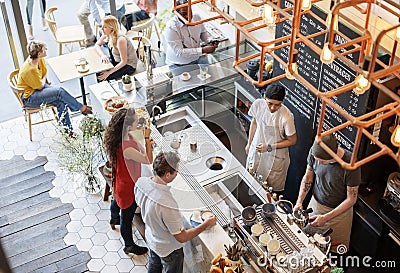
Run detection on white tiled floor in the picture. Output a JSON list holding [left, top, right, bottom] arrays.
[[0, 113, 149, 272]]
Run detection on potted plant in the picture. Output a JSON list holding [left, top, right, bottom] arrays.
[[122, 74, 133, 91], [224, 241, 243, 266], [56, 116, 105, 194]]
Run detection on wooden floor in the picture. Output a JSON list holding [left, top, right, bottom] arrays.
[[0, 156, 90, 273]]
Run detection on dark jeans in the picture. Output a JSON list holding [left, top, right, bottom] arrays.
[[26, 0, 46, 25], [97, 46, 136, 81], [148, 248, 184, 273], [110, 199, 137, 247]]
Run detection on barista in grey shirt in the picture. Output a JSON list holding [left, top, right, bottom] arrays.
[[294, 134, 361, 251]]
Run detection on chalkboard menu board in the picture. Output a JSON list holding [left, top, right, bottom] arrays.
[[272, 1, 369, 201]]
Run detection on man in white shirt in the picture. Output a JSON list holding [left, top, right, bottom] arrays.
[[77, 0, 126, 46], [135, 151, 216, 273], [164, 0, 218, 67]]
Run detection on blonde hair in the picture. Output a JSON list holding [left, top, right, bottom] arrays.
[[27, 40, 46, 59], [103, 15, 120, 48]]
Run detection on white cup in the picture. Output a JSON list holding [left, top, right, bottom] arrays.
[[259, 232, 271, 246], [267, 238, 280, 255], [251, 223, 263, 237]]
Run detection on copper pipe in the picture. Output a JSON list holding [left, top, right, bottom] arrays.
[[369, 23, 400, 76], [244, 0, 267, 7]]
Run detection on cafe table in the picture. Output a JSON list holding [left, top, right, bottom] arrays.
[[46, 47, 113, 105]]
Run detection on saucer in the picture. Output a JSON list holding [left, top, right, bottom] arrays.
[[197, 74, 211, 80], [100, 91, 115, 100], [190, 214, 203, 227], [77, 65, 89, 73], [180, 73, 191, 81]]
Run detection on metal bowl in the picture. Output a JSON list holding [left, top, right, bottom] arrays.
[[293, 208, 313, 228], [262, 203, 276, 218], [241, 206, 256, 226], [206, 156, 226, 171]]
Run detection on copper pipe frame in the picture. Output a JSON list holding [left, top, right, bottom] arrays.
[[171, 0, 400, 168]]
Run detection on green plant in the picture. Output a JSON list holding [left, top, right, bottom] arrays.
[[224, 241, 243, 261], [122, 74, 132, 84], [157, 4, 174, 34]]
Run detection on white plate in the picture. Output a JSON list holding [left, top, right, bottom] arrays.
[[180, 73, 191, 81], [100, 91, 115, 100]]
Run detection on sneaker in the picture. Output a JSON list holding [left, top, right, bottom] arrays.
[[123, 244, 148, 255], [109, 218, 120, 230], [42, 18, 48, 31]]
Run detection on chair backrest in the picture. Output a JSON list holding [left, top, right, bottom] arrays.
[[45, 7, 58, 40], [129, 14, 156, 40], [7, 69, 25, 108], [131, 36, 152, 64]]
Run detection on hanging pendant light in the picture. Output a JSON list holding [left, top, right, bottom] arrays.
[[263, 4, 275, 26], [320, 43, 334, 64], [301, 0, 312, 11], [391, 125, 400, 147], [353, 56, 371, 95], [285, 49, 298, 80]]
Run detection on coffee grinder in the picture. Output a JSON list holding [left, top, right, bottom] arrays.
[[379, 172, 400, 223]]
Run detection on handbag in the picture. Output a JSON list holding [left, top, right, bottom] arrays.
[[121, 10, 150, 31]]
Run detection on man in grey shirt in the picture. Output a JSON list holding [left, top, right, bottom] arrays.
[[135, 151, 216, 273], [294, 134, 361, 252]]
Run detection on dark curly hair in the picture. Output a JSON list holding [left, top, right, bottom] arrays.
[[103, 108, 136, 180]]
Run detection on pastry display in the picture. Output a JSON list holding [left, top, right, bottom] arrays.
[[104, 96, 129, 113]]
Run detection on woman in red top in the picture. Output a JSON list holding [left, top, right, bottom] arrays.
[[103, 108, 153, 255]]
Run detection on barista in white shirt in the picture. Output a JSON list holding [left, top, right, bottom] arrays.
[[164, 0, 218, 67]]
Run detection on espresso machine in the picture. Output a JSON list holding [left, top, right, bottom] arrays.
[[379, 172, 400, 223]]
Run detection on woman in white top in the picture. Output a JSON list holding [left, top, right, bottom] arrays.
[[95, 15, 138, 81]]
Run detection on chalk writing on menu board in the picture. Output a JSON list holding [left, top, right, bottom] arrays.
[[273, 0, 368, 150]]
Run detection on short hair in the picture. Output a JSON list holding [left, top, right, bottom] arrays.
[[311, 134, 338, 160], [153, 151, 180, 177], [262, 84, 286, 101], [27, 40, 46, 59]]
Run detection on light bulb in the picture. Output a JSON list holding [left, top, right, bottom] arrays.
[[285, 63, 298, 80], [391, 125, 400, 147], [353, 56, 371, 95], [326, 13, 338, 32], [285, 49, 298, 80], [353, 74, 370, 95], [302, 0, 312, 11], [320, 43, 334, 64], [264, 4, 275, 25]]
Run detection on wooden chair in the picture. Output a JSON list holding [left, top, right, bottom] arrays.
[[127, 14, 161, 52], [45, 7, 85, 55], [7, 70, 58, 141], [131, 36, 153, 65]]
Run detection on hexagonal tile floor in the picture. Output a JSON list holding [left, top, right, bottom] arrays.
[[0, 115, 148, 272]]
